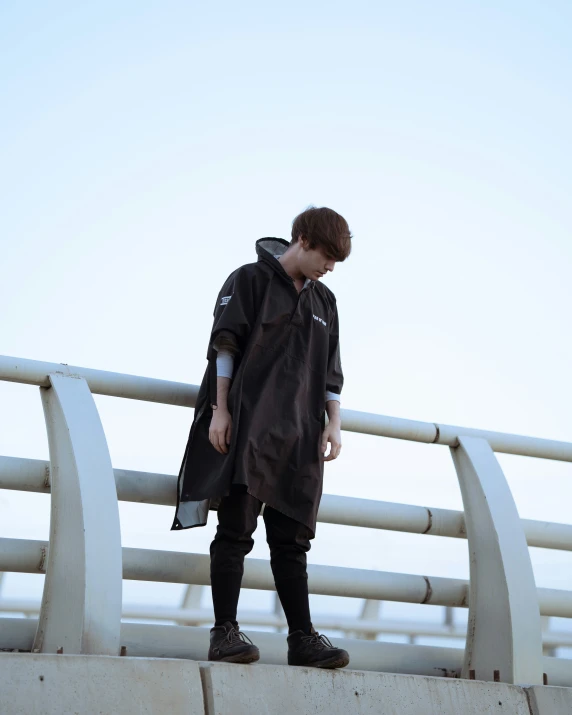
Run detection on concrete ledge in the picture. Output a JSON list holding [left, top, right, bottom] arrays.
[[199, 661, 531, 715], [5, 618, 570, 687], [0, 653, 205, 715], [3, 650, 572, 715], [527, 685, 572, 715]]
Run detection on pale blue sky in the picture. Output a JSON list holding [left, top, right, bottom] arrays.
[[1, 1, 571, 643]]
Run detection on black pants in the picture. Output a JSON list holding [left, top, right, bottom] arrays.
[[210, 487, 313, 634]]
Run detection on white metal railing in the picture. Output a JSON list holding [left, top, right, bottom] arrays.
[[3, 600, 572, 651], [1, 354, 572, 685], [4, 457, 572, 551]]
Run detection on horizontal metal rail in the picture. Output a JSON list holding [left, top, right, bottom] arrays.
[[0, 355, 197, 406], [3, 599, 572, 648], [2, 537, 572, 618], [2, 456, 572, 551], [0, 617, 466, 678], [1, 354, 571, 460]]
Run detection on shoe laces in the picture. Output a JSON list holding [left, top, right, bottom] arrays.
[[226, 626, 254, 646], [301, 631, 334, 650]]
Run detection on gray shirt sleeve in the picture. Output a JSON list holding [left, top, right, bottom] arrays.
[[215, 349, 235, 379]]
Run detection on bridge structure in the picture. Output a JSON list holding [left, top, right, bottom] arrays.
[[1, 354, 572, 714]]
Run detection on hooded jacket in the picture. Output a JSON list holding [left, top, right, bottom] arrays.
[[171, 237, 343, 536]]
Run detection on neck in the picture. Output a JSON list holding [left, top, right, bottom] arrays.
[[278, 244, 305, 282]]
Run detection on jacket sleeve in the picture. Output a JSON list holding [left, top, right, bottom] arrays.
[[326, 301, 343, 397], [206, 267, 261, 408], [207, 267, 258, 362]]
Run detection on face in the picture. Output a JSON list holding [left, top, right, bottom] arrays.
[[299, 238, 337, 281]]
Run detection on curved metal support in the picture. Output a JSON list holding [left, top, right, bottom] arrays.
[[33, 374, 122, 655], [176, 584, 204, 626], [451, 436, 543, 684], [354, 599, 382, 640]]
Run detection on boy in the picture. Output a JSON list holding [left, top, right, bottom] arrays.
[[172, 206, 351, 668]]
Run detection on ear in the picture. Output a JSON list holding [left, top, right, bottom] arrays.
[[299, 235, 309, 250]]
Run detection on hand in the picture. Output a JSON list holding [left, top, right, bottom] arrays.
[[321, 422, 342, 462], [209, 408, 232, 455]]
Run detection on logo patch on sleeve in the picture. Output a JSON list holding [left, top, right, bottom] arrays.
[[220, 295, 231, 306], [313, 314, 327, 326]]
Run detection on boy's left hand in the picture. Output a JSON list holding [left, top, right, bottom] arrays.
[[321, 423, 342, 461]]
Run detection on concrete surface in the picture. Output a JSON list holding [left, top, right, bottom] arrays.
[[527, 685, 572, 715], [0, 653, 204, 714], [3, 652, 572, 714], [199, 661, 531, 715]]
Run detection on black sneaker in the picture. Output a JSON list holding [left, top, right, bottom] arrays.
[[208, 622, 260, 664], [287, 627, 350, 669]]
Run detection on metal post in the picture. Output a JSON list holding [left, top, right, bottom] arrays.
[[541, 616, 557, 657], [355, 599, 382, 640], [450, 436, 543, 684], [177, 585, 204, 625], [33, 374, 122, 655]]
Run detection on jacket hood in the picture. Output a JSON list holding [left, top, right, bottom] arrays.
[[256, 236, 290, 259], [255, 237, 315, 288]]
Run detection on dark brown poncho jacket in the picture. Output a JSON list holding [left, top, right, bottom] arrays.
[[171, 237, 343, 536]]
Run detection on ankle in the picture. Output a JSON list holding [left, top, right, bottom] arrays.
[[288, 625, 313, 636]]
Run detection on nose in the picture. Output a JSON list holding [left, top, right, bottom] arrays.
[[325, 260, 335, 273]]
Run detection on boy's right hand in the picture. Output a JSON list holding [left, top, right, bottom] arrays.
[[209, 408, 233, 454]]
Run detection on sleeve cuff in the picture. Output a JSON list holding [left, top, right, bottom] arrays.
[[325, 391, 341, 403], [212, 330, 240, 356]]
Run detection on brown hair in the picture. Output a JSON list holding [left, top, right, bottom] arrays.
[[291, 206, 352, 261]]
